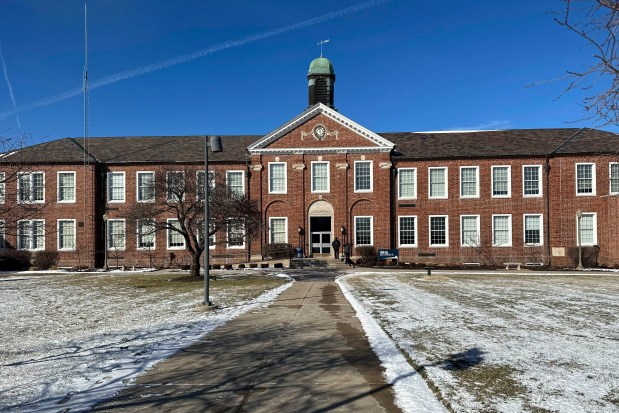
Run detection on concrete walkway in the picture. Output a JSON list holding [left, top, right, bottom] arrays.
[[93, 281, 402, 412]]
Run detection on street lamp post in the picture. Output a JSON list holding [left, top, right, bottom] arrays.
[[203, 135, 222, 307], [103, 213, 108, 271], [576, 210, 583, 270]]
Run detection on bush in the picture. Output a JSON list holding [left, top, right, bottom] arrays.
[[33, 251, 59, 270], [567, 245, 600, 268], [263, 243, 295, 259], [355, 245, 376, 266], [0, 249, 32, 271]]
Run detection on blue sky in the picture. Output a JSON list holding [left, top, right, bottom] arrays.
[[0, 0, 614, 145]]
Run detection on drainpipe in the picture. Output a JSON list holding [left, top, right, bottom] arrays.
[[391, 166, 397, 249], [544, 156, 552, 266]]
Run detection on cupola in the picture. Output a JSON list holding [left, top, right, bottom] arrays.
[[308, 57, 336, 109]]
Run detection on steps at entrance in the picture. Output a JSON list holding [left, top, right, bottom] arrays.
[[290, 258, 352, 270]]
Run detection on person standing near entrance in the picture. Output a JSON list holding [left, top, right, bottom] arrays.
[[332, 237, 341, 259], [343, 243, 355, 267]]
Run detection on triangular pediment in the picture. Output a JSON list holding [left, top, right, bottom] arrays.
[[248, 103, 395, 155]]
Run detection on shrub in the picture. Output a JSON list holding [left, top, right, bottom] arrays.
[[567, 245, 600, 268], [355, 245, 376, 266], [33, 251, 59, 270], [0, 249, 32, 271], [263, 243, 295, 259]]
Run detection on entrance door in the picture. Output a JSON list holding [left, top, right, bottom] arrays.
[[310, 216, 332, 255]]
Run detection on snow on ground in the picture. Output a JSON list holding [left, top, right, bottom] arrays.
[[339, 271, 619, 413], [0, 271, 291, 413]]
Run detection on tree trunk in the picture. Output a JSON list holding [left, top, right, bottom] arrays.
[[189, 250, 202, 277]]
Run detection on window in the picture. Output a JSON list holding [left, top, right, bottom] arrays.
[[398, 216, 417, 247], [576, 163, 595, 195], [137, 172, 155, 202], [227, 222, 245, 248], [354, 161, 372, 192], [18, 172, 45, 203], [196, 220, 215, 249], [429, 167, 447, 198], [492, 166, 511, 197], [166, 171, 184, 202], [429, 216, 448, 246], [57, 172, 76, 202], [492, 215, 512, 247], [197, 171, 215, 201], [107, 172, 125, 202], [269, 217, 288, 243], [355, 216, 373, 246], [311, 162, 329, 193], [0, 221, 5, 248], [58, 220, 76, 250], [610, 163, 619, 194], [137, 219, 156, 249], [524, 214, 543, 246], [18, 220, 45, 250], [398, 168, 417, 199], [108, 219, 126, 250], [0, 172, 5, 203], [269, 163, 287, 194], [523, 166, 542, 197], [460, 167, 479, 198], [227, 171, 245, 196], [578, 213, 597, 246], [461, 215, 480, 247], [167, 219, 185, 249]]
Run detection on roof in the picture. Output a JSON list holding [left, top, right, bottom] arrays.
[[1, 128, 618, 165], [308, 57, 335, 76]]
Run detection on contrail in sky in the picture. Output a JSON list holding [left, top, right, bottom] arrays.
[[0, 43, 21, 127], [0, 0, 388, 121]]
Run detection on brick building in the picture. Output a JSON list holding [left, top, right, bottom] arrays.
[[2, 56, 619, 269]]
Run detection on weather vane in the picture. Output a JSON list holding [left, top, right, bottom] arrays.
[[317, 39, 330, 57]]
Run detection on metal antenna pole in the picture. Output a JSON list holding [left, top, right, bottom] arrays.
[[317, 39, 330, 57], [204, 136, 211, 306]]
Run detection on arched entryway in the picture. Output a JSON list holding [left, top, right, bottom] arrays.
[[308, 200, 334, 257]]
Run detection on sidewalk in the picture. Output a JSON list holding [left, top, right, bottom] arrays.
[[93, 281, 402, 412]]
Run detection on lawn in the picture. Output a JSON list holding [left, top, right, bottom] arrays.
[[340, 271, 619, 413], [0, 270, 289, 412]]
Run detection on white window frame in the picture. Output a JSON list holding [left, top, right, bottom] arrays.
[[136, 219, 156, 250], [166, 171, 185, 202], [610, 162, 619, 195], [268, 162, 288, 194], [269, 217, 288, 244], [523, 165, 542, 198], [226, 170, 245, 196], [354, 161, 373, 193], [311, 161, 330, 193], [0, 172, 5, 204], [57, 171, 76, 203], [227, 221, 246, 249], [492, 214, 512, 247], [428, 167, 448, 199], [57, 219, 76, 251], [18, 172, 45, 203], [107, 172, 125, 203], [398, 215, 417, 247], [523, 214, 543, 246], [166, 219, 185, 250], [491, 166, 511, 198], [460, 215, 480, 247], [429, 215, 449, 247], [107, 219, 126, 251], [354, 216, 374, 246], [196, 171, 215, 201], [459, 166, 479, 198], [398, 168, 417, 200], [17, 219, 45, 251], [577, 212, 597, 246], [576, 163, 596, 196], [136, 171, 155, 203]]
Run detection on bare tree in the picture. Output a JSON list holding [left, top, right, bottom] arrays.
[[555, 0, 619, 126], [126, 166, 261, 277]]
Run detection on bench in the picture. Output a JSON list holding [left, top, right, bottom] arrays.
[[504, 262, 521, 270]]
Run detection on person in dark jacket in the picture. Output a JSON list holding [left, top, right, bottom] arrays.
[[343, 243, 355, 267], [332, 237, 341, 259]]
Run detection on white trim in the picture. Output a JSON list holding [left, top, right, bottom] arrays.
[[226, 221, 246, 249], [166, 171, 185, 202], [460, 215, 480, 247], [107, 171, 125, 203], [17, 219, 45, 251], [269, 217, 288, 244], [491, 165, 511, 198], [428, 167, 448, 199], [311, 161, 330, 193], [577, 212, 598, 246], [57, 219, 77, 251], [354, 216, 374, 246], [268, 162, 288, 194], [398, 168, 417, 200], [609, 162, 619, 195], [492, 214, 512, 247], [107, 219, 126, 251], [575, 163, 596, 196], [354, 160, 373, 193], [459, 166, 479, 198], [57, 171, 76, 203], [17, 171, 45, 203], [398, 215, 417, 247], [136, 171, 155, 203], [226, 170, 246, 196], [523, 213, 544, 246], [522, 165, 543, 198], [136, 219, 156, 250], [166, 218, 185, 250], [429, 215, 449, 247]]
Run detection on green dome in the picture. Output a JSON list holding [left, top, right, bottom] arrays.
[[308, 57, 335, 76]]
